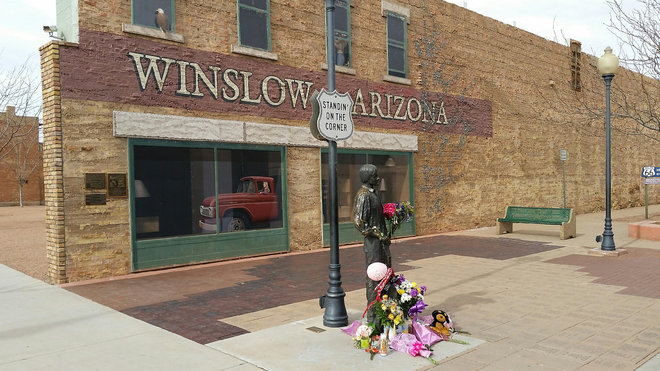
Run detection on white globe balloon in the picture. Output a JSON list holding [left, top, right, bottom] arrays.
[[367, 262, 388, 281]]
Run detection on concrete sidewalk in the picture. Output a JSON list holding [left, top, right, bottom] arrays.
[[2, 205, 659, 370], [0, 265, 258, 370]]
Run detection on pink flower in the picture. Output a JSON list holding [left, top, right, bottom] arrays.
[[409, 341, 424, 356], [383, 203, 396, 218]]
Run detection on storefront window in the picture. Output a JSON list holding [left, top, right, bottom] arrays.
[[133, 145, 282, 240], [213, 148, 283, 232], [321, 152, 411, 223]]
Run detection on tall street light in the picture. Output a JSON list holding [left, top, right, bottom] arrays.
[[596, 47, 618, 251]]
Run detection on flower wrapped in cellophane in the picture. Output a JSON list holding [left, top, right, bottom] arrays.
[[382, 201, 414, 238]]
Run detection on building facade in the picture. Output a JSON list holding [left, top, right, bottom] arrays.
[[0, 106, 44, 206], [41, 0, 658, 283]]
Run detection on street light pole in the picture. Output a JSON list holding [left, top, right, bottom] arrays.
[[596, 47, 619, 251], [321, 0, 348, 327]]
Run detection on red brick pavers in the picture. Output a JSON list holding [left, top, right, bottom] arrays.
[[547, 247, 660, 299], [65, 236, 561, 344]]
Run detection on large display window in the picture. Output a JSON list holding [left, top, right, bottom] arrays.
[[129, 139, 288, 270], [321, 150, 414, 245]]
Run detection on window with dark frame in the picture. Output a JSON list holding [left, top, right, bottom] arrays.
[[133, 0, 174, 31], [133, 145, 283, 240], [238, 0, 270, 51], [570, 40, 582, 92], [320, 152, 411, 224], [387, 12, 407, 78], [331, 0, 351, 67]]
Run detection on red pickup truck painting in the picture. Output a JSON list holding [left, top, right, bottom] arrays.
[[199, 176, 279, 232]]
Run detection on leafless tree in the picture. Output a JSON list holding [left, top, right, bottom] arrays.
[[545, 1, 660, 143], [1, 55, 43, 206], [605, 0, 660, 141]]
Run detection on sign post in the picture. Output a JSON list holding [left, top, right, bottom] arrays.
[[560, 149, 567, 208], [641, 166, 660, 220], [315, 0, 351, 328]]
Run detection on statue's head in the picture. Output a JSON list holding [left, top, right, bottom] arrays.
[[359, 164, 380, 187]]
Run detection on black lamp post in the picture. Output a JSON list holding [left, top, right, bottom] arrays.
[[320, 0, 348, 327], [596, 47, 619, 251]]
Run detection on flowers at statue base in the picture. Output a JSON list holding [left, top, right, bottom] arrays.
[[344, 267, 470, 364], [382, 201, 414, 237], [352, 324, 374, 349], [394, 274, 427, 321], [373, 294, 404, 328]]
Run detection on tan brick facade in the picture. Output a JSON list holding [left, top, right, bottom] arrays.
[[40, 42, 68, 284], [42, 0, 659, 282]]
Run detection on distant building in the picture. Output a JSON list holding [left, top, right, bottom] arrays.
[[0, 106, 44, 206], [40, 0, 658, 283]]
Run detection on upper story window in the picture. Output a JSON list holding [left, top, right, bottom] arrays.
[[570, 39, 582, 92], [133, 0, 174, 32], [387, 12, 407, 78], [238, 0, 271, 51], [332, 0, 351, 67]]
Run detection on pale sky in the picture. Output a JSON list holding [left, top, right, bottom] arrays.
[[0, 0, 636, 94], [444, 0, 637, 57]]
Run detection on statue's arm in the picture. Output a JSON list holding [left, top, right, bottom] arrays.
[[353, 193, 385, 239]]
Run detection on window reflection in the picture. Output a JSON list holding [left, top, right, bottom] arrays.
[[134, 146, 214, 239], [134, 146, 282, 240], [321, 152, 410, 223]]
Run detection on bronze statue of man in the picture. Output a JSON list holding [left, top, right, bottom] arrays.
[[353, 164, 391, 325]]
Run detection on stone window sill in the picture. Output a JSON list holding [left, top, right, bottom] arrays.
[[383, 75, 412, 86], [321, 63, 357, 75], [122, 23, 184, 43], [231, 45, 278, 61]]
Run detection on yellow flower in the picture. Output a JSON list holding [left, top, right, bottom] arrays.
[[388, 313, 394, 320], [397, 289, 404, 295], [381, 304, 387, 310], [394, 318, 400, 325], [382, 295, 388, 300], [390, 305, 397, 312], [412, 282, 417, 288]]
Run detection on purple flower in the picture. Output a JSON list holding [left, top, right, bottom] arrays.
[[408, 299, 427, 319], [420, 285, 427, 295], [410, 288, 418, 297]]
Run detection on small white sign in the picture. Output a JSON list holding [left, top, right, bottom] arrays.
[[315, 88, 354, 141], [560, 149, 567, 161]]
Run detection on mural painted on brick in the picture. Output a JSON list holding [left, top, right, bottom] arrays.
[[59, 29, 492, 137]]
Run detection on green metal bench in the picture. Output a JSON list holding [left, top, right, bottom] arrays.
[[496, 206, 576, 240]]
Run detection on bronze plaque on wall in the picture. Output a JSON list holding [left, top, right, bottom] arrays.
[[85, 173, 106, 189], [85, 193, 107, 205], [107, 173, 127, 197]]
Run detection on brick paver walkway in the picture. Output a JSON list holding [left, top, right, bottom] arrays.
[[66, 236, 561, 344], [547, 248, 660, 299]]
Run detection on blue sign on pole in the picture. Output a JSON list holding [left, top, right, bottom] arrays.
[[641, 166, 660, 178]]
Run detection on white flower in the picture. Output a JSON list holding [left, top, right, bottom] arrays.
[[356, 324, 373, 338], [400, 293, 412, 303]]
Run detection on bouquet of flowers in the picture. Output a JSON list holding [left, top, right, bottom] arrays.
[[383, 201, 414, 238], [373, 294, 404, 329], [352, 323, 374, 349], [394, 274, 427, 321]]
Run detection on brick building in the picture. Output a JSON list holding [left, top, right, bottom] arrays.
[[0, 106, 44, 206], [41, 0, 658, 283]]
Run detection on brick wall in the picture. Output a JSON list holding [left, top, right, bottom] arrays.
[[42, 0, 659, 281], [0, 107, 44, 206], [40, 42, 67, 284]]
